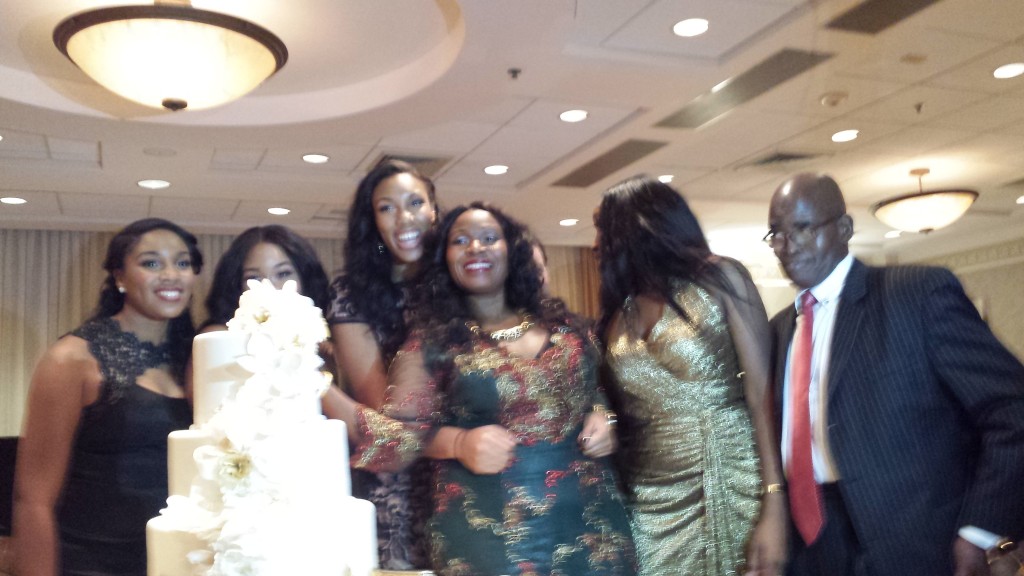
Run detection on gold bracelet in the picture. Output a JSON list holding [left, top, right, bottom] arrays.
[[764, 483, 785, 495]]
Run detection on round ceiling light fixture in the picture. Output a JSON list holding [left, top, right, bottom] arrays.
[[54, 2, 288, 111], [871, 168, 978, 233]]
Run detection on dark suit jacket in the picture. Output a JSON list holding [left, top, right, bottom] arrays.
[[770, 259, 1024, 576]]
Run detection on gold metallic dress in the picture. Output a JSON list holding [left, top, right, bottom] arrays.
[[605, 284, 761, 576]]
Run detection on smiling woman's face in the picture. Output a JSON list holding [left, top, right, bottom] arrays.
[[446, 209, 508, 296], [372, 173, 436, 265], [115, 229, 197, 321]]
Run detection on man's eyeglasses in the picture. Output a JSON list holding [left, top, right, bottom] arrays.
[[763, 214, 843, 247]]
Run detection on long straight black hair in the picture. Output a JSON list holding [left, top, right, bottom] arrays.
[[594, 175, 730, 341]]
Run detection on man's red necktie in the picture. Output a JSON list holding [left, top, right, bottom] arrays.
[[790, 290, 823, 545]]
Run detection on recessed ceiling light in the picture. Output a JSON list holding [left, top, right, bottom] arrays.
[[1016, 195, 1024, 205], [302, 153, 330, 164], [484, 165, 508, 175], [559, 109, 588, 123], [831, 129, 859, 143], [993, 63, 1024, 79], [268, 207, 290, 215], [1, 197, 27, 205], [672, 18, 708, 38], [884, 230, 902, 239], [137, 179, 170, 190], [0, 134, 5, 142], [658, 175, 674, 183], [559, 219, 579, 227]]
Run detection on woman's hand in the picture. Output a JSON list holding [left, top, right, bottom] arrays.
[[455, 425, 517, 474], [745, 493, 788, 576], [578, 410, 617, 458]]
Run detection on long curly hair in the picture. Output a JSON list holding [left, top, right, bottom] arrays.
[[341, 159, 439, 359], [204, 225, 329, 328], [594, 175, 731, 340], [411, 202, 575, 352], [92, 218, 204, 384]]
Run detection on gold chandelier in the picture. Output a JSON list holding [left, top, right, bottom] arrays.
[[53, 2, 288, 112], [871, 168, 978, 234]]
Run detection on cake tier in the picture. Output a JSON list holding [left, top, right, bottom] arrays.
[[153, 420, 370, 575], [147, 496, 377, 576], [191, 331, 249, 427]]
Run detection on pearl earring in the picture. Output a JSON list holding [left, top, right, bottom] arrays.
[[117, 285, 126, 294]]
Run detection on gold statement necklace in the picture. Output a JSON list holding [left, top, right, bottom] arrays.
[[468, 312, 535, 342]]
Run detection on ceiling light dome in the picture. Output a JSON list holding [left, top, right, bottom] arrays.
[[871, 168, 977, 233], [54, 3, 288, 111]]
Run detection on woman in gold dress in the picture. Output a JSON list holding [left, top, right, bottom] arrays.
[[594, 176, 787, 576]]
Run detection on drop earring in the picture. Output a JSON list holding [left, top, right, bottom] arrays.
[[377, 242, 386, 255]]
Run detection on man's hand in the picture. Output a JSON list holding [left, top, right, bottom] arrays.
[[953, 537, 990, 576]]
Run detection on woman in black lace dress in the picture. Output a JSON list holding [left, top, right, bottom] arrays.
[[320, 159, 439, 569], [13, 218, 203, 576]]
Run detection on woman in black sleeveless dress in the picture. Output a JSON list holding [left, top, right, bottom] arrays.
[[13, 218, 203, 576]]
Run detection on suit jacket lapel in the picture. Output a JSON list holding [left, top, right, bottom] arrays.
[[827, 258, 868, 400]]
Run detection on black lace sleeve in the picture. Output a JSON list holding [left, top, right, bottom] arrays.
[[326, 275, 367, 325]]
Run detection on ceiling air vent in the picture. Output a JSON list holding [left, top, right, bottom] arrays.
[[827, 0, 941, 34], [737, 151, 824, 170], [552, 139, 667, 188], [655, 49, 833, 130], [367, 152, 452, 179]]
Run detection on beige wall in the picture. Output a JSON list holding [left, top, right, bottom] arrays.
[[913, 237, 1024, 360]]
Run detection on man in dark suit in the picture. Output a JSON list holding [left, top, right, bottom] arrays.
[[766, 173, 1024, 576]]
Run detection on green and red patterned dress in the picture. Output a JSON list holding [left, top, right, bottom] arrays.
[[355, 322, 637, 576]]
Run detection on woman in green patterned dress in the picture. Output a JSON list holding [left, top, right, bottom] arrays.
[[336, 202, 636, 575]]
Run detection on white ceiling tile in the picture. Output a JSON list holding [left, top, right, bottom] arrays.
[[261, 144, 371, 172], [925, 46, 1024, 95], [211, 149, 266, 171], [438, 156, 554, 189], [0, 129, 47, 160], [59, 192, 149, 219], [836, 29, 998, 84], [46, 137, 99, 164], [604, 0, 803, 61], [380, 122, 497, 154], [150, 196, 240, 222], [910, 0, 1024, 41], [847, 85, 990, 125], [861, 125, 976, 155], [232, 201, 323, 222], [0, 189, 60, 215], [931, 96, 1024, 131]]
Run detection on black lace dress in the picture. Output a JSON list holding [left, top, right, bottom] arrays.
[[327, 275, 432, 570], [56, 318, 191, 576]]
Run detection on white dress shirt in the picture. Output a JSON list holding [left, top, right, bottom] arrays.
[[780, 254, 853, 483]]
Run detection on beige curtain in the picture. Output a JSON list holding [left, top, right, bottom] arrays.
[[0, 228, 343, 437], [544, 245, 600, 320]]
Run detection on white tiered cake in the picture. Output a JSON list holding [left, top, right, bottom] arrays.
[[147, 280, 378, 576]]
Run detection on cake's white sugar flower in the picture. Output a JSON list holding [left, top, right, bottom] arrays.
[[227, 279, 329, 354]]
